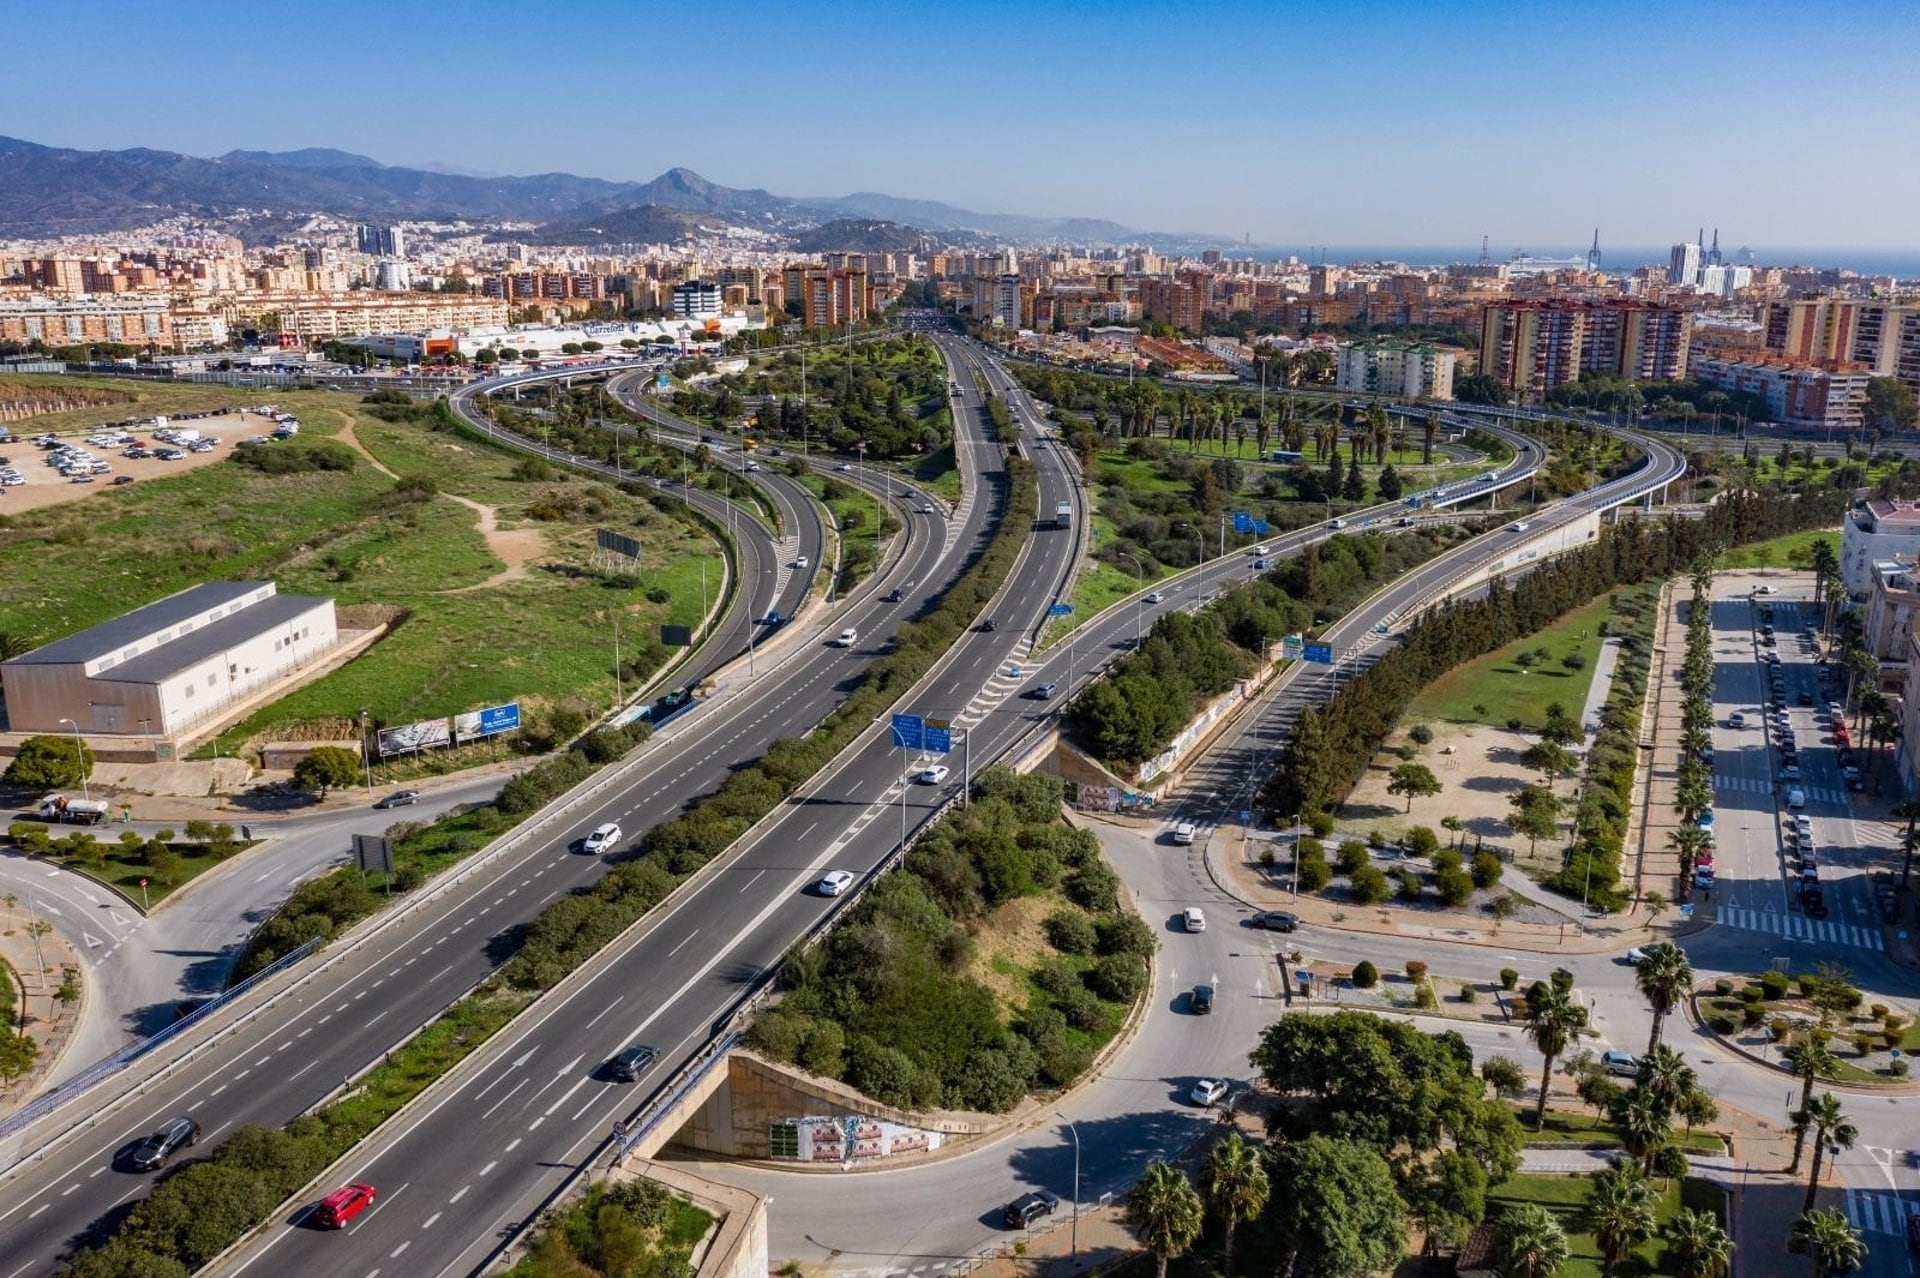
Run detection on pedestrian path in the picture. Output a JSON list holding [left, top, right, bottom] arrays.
[[1711, 774, 1842, 804], [1845, 1186, 1913, 1236], [1716, 903, 1884, 951]]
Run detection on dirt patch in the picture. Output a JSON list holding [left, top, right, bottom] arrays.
[[1344, 722, 1566, 868], [334, 416, 548, 591], [966, 895, 1059, 1010], [0, 410, 279, 516]]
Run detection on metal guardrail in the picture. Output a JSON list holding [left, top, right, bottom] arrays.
[[613, 1029, 744, 1160], [0, 936, 321, 1142]]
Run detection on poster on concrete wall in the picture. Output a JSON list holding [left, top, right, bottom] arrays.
[[1076, 784, 1121, 813], [769, 1115, 942, 1162], [376, 716, 451, 757]]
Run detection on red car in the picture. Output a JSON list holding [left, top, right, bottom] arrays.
[[313, 1182, 377, 1229]]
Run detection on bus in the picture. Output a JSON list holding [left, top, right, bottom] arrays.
[[1269, 449, 1303, 463]]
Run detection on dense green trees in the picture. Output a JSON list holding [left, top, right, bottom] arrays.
[[2, 734, 94, 789], [1255, 1136, 1406, 1277], [291, 745, 361, 795], [750, 770, 1147, 1112]]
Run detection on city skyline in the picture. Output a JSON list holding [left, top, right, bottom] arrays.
[[8, 0, 1919, 250]]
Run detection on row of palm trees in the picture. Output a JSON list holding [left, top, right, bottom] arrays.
[[1088, 380, 1445, 468]]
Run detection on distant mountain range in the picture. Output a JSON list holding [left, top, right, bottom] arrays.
[[0, 135, 1225, 249]]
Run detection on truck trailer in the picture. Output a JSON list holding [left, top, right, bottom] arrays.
[[35, 794, 110, 825]]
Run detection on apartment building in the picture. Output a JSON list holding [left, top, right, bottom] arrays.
[[1479, 300, 1692, 395], [1692, 353, 1870, 435], [671, 280, 722, 320], [1336, 339, 1456, 400], [1764, 299, 1920, 398], [1841, 501, 1920, 598], [0, 293, 176, 348], [277, 294, 509, 339]]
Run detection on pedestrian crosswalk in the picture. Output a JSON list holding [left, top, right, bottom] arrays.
[[1711, 774, 1842, 804], [1715, 904, 1884, 951], [1845, 1187, 1913, 1236]]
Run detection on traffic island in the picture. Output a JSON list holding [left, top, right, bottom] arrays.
[[1689, 976, 1920, 1090]]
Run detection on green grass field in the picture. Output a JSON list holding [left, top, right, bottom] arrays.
[[0, 381, 721, 756], [1406, 591, 1626, 730], [1713, 527, 1840, 571], [1526, 1107, 1724, 1153], [911, 442, 962, 501], [1488, 1174, 1723, 1278]]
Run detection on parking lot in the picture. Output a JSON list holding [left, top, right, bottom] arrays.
[[0, 409, 284, 514], [1701, 574, 1901, 953]]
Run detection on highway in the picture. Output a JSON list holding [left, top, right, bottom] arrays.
[[0, 358, 990, 1273], [203, 332, 1084, 1275]]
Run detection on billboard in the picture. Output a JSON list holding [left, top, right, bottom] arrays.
[[453, 703, 521, 741], [596, 528, 642, 561], [376, 716, 450, 756]]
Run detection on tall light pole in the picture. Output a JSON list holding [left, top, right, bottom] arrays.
[[359, 708, 373, 797], [1118, 551, 1147, 643], [57, 719, 89, 803], [1057, 1113, 1080, 1264]]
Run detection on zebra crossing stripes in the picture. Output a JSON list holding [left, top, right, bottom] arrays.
[[1710, 774, 1841, 803], [1715, 904, 1884, 951], [1845, 1187, 1913, 1236]]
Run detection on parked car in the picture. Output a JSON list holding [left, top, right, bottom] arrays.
[[1601, 1050, 1639, 1077]]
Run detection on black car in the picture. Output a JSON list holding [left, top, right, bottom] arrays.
[[1191, 983, 1215, 1014], [981, 618, 997, 632], [884, 588, 904, 603], [1003, 1191, 1060, 1228], [1798, 691, 1815, 706], [374, 789, 419, 809], [1251, 910, 1299, 932], [129, 1116, 201, 1171], [608, 1044, 659, 1082]]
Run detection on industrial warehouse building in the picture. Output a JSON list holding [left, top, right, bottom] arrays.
[[1, 581, 337, 736]]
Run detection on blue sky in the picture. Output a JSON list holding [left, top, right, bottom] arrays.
[[8, 0, 1919, 249]]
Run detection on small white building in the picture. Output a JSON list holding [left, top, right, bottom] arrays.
[[1, 581, 338, 736], [1841, 501, 1920, 599]]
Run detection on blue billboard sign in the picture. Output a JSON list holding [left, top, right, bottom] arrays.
[[1231, 511, 1269, 535], [1304, 643, 1335, 664], [890, 713, 925, 750], [453, 702, 521, 741]]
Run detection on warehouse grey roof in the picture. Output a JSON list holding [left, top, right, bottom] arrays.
[[4, 582, 268, 667], [94, 593, 332, 686]]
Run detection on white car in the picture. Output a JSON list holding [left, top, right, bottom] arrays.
[[1190, 1078, 1229, 1106], [582, 822, 622, 854], [817, 869, 856, 896], [1785, 787, 1807, 810], [834, 463, 853, 472], [1146, 591, 1165, 605], [1330, 518, 1347, 529], [1728, 712, 1746, 728], [744, 460, 760, 471], [1249, 545, 1270, 557], [1183, 907, 1206, 933], [916, 765, 951, 785], [918, 503, 936, 514], [1509, 521, 1530, 532], [793, 555, 809, 570], [835, 628, 858, 647]]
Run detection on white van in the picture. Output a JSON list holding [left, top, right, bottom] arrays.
[[1173, 822, 1197, 845]]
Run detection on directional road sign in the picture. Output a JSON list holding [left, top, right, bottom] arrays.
[[1048, 602, 1074, 616], [1304, 643, 1334, 664], [890, 713, 925, 750]]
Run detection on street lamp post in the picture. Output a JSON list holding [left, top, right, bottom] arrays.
[[57, 719, 89, 804], [1118, 551, 1147, 643], [359, 709, 373, 797], [1057, 1113, 1080, 1264]]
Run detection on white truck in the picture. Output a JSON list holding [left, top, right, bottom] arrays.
[[1054, 501, 1072, 529], [35, 794, 110, 826]]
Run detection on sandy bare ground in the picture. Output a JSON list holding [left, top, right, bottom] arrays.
[[1345, 721, 1577, 879], [0, 410, 281, 516], [333, 418, 546, 592]]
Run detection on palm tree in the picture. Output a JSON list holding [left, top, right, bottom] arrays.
[[1523, 979, 1589, 1129], [1634, 945, 1695, 1055], [1791, 1209, 1866, 1277], [1785, 1037, 1839, 1173], [1421, 412, 1437, 464], [1493, 1202, 1571, 1278], [1667, 826, 1712, 897], [1609, 1086, 1672, 1175], [1634, 1044, 1698, 1117], [1200, 1132, 1268, 1276], [1896, 799, 1920, 890], [1798, 1092, 1858, 1213], [1126, 1160, 1203, 1278], [1585, 1161, 1658, 1274], [1663, 1207, 1734, 1278], [1677, 1087, 1719, 1145], [1441, 815, 1464, 849]]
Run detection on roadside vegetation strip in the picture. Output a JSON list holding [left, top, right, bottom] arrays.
[[62, 458, 1039, 1276], [504, 1176, 713, 1278], [1063, 525, 1475, 771], [1405, 591, 1622, 731], [1259, 481, 1853, 908], [788, 461, 901, 593], [4, 819, 255, 908], [748, 768, 1150, 1112]]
